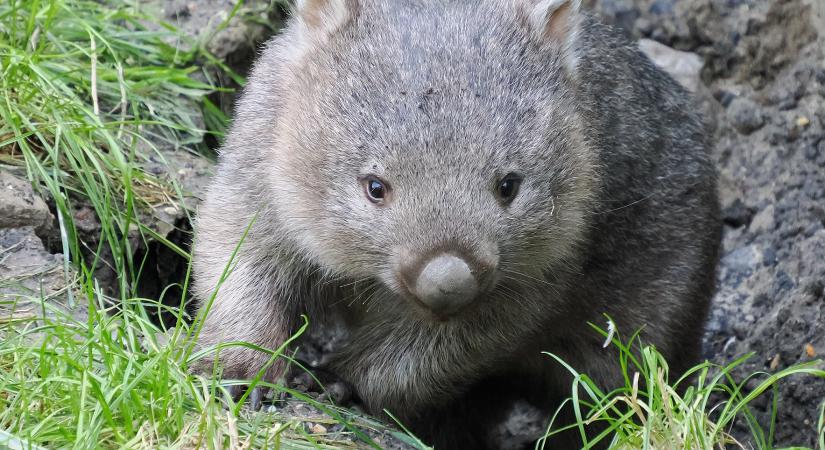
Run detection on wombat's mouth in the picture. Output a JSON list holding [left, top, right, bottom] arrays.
[[405, 291, 458, 322]]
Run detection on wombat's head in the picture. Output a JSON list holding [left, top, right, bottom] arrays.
[[255, 0, 597, 319]]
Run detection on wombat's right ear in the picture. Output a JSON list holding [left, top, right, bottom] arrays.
[[293, 0, 358, 36], [519, 0, 582, 73]]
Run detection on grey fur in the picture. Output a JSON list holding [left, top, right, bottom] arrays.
[[191, 0, 720, 448]]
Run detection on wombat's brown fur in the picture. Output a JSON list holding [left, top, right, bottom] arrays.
[[192, 0, 720, 447]]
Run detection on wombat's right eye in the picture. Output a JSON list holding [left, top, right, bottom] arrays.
[[362, 176, 389, 204], [497, 173, 523, 204]]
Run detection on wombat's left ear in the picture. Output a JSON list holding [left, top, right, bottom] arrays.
[[294, 0, 358, 36], [520, 0, 582, 73]]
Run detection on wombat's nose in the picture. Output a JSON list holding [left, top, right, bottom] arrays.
[[411, 255, 479, 316]]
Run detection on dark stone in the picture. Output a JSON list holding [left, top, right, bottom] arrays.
[[762, 245, 777, 267], [773, 271, 796, 295], [714, 89, 736, 107], [649, 0, 674, 15], [804, 141, 821, 161], [728, 97, 765, 134], [722, 198, 754, 228]]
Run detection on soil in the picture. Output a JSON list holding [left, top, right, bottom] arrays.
[[1, 0, 823, 448]]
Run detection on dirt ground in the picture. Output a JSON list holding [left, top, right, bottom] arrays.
[[1, 0, 823, 447]]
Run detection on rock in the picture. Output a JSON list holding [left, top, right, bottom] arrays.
[[717, 171, 748, 222], [0, 170, 78, 337], [142, 0, 287, 122], [0, 228, 60, 280], [147, 0, 283, 62], [722, 244, 763, 277], [0, 227, 82, 325], [73, 205, 99, 235], [0, 170, 52, 234], [805, 0, 825, 38], [749, 204, 776, 235], [638, 38, 703, 93], [649, 0, 673, 15], [491, 400, 547, 450], [806, 139, 825, 167], [728, 97, 766, 135], [722, 198, 754, 228], [713, 88, 736, 107]]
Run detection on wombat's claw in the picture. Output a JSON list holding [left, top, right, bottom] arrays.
[[290, 370, 316, 392], [288, 366, 353, 404], [317, 380, 352, 405], [221, 383, 266, 410], [249, 387, 264, 411], [277, 389, 290, 402], [224, 384, 240, 401]]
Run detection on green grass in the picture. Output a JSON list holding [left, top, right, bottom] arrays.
[[0, 276, 429, 449], [539, 324, 825, 450], [2, 292, 822, 449], [0, 0, 229, 298], [1, 1, 824, 449]]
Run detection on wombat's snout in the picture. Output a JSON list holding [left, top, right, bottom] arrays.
[[400, 253, 493, 318]]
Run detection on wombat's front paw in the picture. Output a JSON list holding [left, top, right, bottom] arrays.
[[191, 352, 286, 410], [225, 384, 270, 410], [289, 365, 354, 405]]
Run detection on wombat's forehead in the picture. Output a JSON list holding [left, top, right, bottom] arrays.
[[310, 7, 552, 133], [320, 1, 545, 89], [289, 1, 567, 169]]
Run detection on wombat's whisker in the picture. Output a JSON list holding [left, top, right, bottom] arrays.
[[350, 282, 380, 308], [494, 284, 528, 309], [363, 285, 390, 312], [338, 276, 373, 289], [597, 192, 658, 214], [499, 268, 561, 288]]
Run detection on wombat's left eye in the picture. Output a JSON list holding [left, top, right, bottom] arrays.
[[497, 173, 523, 204], [363, 176, 389, 204]]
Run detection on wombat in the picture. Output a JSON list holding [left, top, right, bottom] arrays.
[[191, 0, 721, 448]]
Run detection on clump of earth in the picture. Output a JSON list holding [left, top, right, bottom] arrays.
[[1, 0, 823, 448]]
